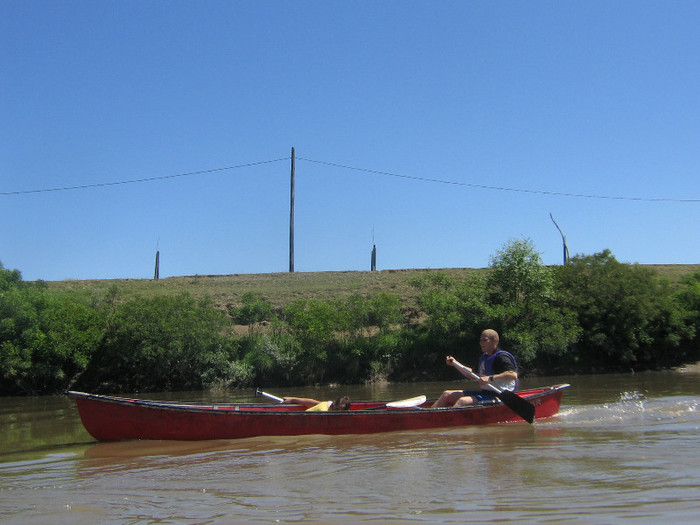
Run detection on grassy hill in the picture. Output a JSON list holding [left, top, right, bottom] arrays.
[[46, 264, 699, 311]]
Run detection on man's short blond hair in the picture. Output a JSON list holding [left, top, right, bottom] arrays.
[[481, 329, 499, 342]]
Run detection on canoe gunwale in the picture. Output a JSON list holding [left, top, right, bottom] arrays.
[[67, 384, 569, 415]]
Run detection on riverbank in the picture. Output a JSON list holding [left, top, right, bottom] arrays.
[[5, 259, 696, 396]]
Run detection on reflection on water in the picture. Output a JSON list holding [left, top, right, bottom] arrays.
[[1, 370, 700, 523]]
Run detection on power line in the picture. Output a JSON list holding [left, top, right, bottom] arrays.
[[2, 154, 698, 203], [0, 158, 289, 196], [297, 157, 700, 203]]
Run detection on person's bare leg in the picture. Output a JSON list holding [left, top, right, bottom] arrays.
[[431, 390, 463, 408], [453, 395, 476, 407]]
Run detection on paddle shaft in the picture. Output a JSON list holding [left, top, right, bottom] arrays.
[[459, 367, 504, 394], [456, 363, 535, 424], [255, 388, 284, 403]]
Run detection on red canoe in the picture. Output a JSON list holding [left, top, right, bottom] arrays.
[[68, 384, 570, 442]]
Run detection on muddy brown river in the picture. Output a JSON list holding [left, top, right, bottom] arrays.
[[2, 369, 700, 523]]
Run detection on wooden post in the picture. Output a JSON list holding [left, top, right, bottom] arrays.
[[154, 250, 160, 280], [289, 147, 295, 272]]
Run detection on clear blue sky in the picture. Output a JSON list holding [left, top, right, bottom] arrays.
[[2, 1, 698, 281]]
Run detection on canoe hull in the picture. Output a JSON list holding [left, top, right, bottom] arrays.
[[69, 385, 569, 442]]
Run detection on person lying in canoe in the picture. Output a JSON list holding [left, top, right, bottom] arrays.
[[282, 396, 352, 411], [431, 329, 519, 408]]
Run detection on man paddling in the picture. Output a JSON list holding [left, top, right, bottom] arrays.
[[431, 329, 519, 408]]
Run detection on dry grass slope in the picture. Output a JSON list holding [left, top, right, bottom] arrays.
[[46, 264, 699, 311]]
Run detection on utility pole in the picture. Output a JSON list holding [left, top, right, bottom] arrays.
[[289, 147, 295, 272], [371, 227, 377, 271], [550, 213, 570, 264], [154, 237, 160, 280]]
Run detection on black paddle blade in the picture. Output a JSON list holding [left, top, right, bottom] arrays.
[[496, 390, 535, 424]]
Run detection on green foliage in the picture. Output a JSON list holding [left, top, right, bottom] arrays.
[[335, 292, 403, 337], [554, 250, 694, 370], [0, 262, 22, 291], [282, 298, 357, 384], [78, 294, 229, 392], [676, 271, 700, 358], [482, 239, 580, 370], [677, 271, 700, 323], [283, 298, 341, 345], [0, 266, 103, 394], [241, 333, 302, 385], [413, 272, 464, 339], [413, 239, 580, 373], [229, 292, 274, 334], [367, 292, 403, 331], [2, 250, 700, 396], [488, 238, 553, 305], [389, 329, 446, 381]]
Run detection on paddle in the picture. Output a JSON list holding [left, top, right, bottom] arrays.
[[385, 395, 426, 408], [256, 389, 426, 410], [462, 369, 535, 424], [369, 395, 427, 410], [255, 388, 284, 403]]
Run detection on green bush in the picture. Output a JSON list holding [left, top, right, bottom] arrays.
[[676, 271, 700, 360], [554, 250, 694, 371], [229, 292, 274, 334], [239, 333, 301, 385], [0, 266, 103, 394], [77, 293, 229, 392]]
